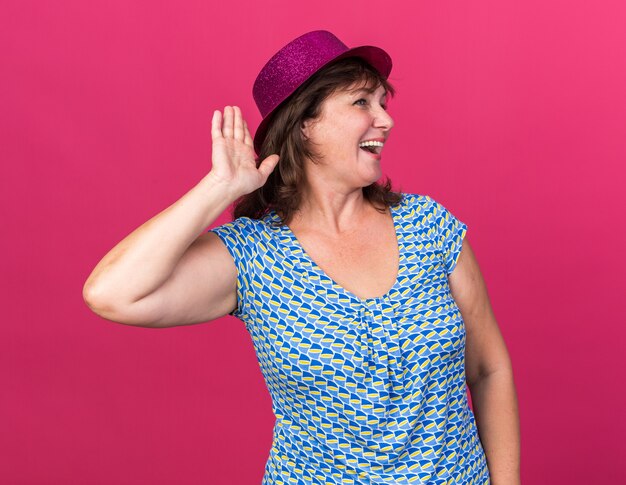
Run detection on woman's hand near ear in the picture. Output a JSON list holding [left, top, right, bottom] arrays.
[[209, 105, 279, 197]]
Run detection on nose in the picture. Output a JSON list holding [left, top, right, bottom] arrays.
[[373, 104, 394, 131]]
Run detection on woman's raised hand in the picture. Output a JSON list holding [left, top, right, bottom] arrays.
[[209, 106, 279, 197]]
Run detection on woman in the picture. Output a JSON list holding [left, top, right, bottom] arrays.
[[84, 31, 520, 484]]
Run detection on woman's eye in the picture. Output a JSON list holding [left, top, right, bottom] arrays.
[[355, 98, 388, 110]]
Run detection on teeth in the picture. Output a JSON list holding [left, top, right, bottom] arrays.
[[358, 141, 384, 147]]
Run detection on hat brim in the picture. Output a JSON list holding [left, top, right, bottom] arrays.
[[253, 45, 392, 156]]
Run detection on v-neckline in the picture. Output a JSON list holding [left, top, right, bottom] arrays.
[[271, 200, 404, 304]]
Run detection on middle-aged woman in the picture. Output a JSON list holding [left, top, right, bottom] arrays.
[[84, 30, 520, 484]]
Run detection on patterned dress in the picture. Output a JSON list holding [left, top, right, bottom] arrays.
[[209, 193, 490, 484]]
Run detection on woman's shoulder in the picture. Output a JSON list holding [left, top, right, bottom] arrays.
[[395, 192, 466, 237], [395, 192, 436, 211], [211, 215, 254, 231], [212, 211, 286, 239], [397, 192, 458, 213], [208, 215, 266, 243]]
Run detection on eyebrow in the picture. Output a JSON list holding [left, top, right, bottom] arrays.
[[352, 87, 389, 97]]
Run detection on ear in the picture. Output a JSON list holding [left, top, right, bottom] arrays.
[[301, 118, 314, 139]]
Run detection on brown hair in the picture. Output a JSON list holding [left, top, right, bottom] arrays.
[[233, 56, 403, 226]]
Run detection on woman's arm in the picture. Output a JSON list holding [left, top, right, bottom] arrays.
[[448, 238, 521, 485], [83, 173, 238, 326], [83, 106, 279, 327]]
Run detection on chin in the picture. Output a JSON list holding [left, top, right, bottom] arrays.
[[359, 176, 381, 188], [364, 167, 382, 184]]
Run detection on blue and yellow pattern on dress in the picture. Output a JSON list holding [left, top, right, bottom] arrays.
[[210, 193, 490, 485]]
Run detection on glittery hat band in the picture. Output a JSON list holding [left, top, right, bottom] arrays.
[[252, 30, 392, 155]]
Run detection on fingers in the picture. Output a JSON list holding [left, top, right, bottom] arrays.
[[213, 106, 249, 143], [232, 106, 244, 141], [222, 106, 234, 138], [211, 110, 222, 140], [257, 154, 280, 181], [243, 120, 253, 147]]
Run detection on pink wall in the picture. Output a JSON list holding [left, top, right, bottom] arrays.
[[2, 1, 625, 483]]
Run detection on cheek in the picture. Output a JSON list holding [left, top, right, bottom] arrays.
[[318, 129, 350, 152]]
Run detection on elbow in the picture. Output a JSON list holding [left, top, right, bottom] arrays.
[[82, 279, 110, 314], [82, 280, 100, 310], [82, 281, 154, 328]]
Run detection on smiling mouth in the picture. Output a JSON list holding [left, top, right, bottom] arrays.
[[358, 141, 384, 155]]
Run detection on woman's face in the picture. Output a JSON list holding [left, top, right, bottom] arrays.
[[300, 82, 394, 189]]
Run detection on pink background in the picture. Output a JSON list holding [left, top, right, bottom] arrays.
[[2, 0, 625, 483]]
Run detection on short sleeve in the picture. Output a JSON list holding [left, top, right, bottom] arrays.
[[208, 217, 258, 320], [428, 196, 468, 275]]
